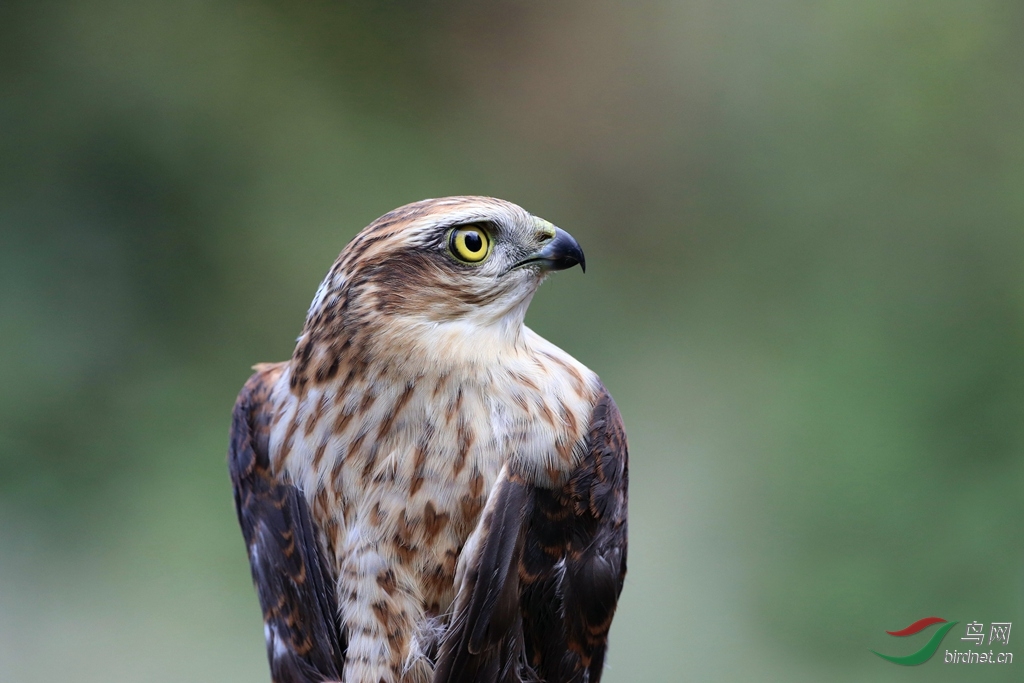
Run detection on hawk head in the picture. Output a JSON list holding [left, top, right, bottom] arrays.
[[292, 196, 585, 386]]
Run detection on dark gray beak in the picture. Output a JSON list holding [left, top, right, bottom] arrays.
[[516, 227, 586, 273]]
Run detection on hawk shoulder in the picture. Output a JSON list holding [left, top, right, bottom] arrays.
[[229, 364, 346, 682]]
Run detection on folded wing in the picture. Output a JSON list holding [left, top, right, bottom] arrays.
[[229, 366, 347, 683], [437, 383, 629, 683]]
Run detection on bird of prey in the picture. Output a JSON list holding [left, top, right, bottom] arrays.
[[229, 197, 628, 683]]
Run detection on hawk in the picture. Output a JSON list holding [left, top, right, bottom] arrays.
[[229, 197, 628, 683]]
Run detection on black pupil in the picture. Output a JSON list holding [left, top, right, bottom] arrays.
[[463, 231, 483, 253]]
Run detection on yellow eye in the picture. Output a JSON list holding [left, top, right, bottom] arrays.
[[448, 225, 492, 263]]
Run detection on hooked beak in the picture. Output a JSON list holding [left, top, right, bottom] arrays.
[[514, 227, 586, 273]]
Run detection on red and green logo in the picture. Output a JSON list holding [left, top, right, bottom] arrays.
[[872, 617, 959, 665]]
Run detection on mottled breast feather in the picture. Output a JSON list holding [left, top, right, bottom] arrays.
[[231, 375, 628, 683]]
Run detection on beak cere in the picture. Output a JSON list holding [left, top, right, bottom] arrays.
[[518, 227, 587, 273]]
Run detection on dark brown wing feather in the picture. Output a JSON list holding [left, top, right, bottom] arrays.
[[434, 467, 531, 683], [229, 366, 346, 683], [437, 383, 629, 683]]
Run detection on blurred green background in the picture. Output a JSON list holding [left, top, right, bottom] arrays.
[[2, 1, 1022, 681]]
